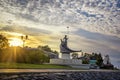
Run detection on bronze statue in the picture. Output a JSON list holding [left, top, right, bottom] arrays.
[[60, 35, 81, 54]]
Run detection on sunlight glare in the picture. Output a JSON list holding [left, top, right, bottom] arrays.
[[9, 38, 23, 46]]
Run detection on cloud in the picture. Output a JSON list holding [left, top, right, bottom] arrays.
[[0, 0, 119, 37], [72, 28, 120, 51], [18, 13, 39, 22], [0, 25, 52, 36]]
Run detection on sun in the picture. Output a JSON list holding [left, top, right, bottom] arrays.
[[9, 38, 23, 46]]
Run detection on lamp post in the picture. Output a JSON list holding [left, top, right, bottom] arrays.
[[21, 35, 28, 48]]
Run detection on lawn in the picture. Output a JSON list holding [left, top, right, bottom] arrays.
[[0, 63, 72, 69]]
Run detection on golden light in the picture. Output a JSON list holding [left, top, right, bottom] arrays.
[[9, 38, 23, 46]]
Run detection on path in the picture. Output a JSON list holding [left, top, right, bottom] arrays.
[[0, 69, 119, 73]]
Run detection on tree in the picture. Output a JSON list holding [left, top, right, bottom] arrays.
[[0, 34, 9, 49], [96, 53, 103, 67], [72, 52, 78, 59], [53, 50, 59, 54], [38, 45, 52, 52], [90, 53, 103, 67]]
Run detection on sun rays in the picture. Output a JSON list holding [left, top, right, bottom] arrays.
[[9, 38, 23, 47]]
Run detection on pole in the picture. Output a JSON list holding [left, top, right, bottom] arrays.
[[67, 26, 69, 38], [21, 35, 28, 48]]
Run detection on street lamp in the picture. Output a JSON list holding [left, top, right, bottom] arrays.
[[21, 35, 28, 48]]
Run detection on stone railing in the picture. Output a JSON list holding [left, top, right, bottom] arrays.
[[0, 71, 120, 80]]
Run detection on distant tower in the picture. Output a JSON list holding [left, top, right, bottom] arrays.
[[103, 55, 111, 65]]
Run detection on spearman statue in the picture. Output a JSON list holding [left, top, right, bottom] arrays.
[[60, 35, 81, 54]]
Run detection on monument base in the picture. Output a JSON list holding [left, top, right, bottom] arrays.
[[50, 59, 90, 69], [61, 54, 70, 59], [70, 64, 90, 69], [50, 59, 82, 65]]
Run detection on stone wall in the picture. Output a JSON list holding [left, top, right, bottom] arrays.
[[50, 59, 82, 65], [50, 59, 90, 69], [0, 71, 120, 80]]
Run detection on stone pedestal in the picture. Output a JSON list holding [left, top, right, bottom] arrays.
[[50, 59, 90, 69], [49, 35, 90, 69], [50, 59, 82, 65], [61, 54, 70, 59]]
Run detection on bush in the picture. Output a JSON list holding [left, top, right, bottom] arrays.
[[0, 47, 50, 64]]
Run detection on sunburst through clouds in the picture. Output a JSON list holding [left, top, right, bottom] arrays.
[[9, 38, 23, 47]]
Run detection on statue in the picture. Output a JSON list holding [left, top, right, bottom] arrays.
[[60, 35, 81, 54], [102, 55, 114, 69], [103, 55, 111, 65], [50, 35, 89, 69]]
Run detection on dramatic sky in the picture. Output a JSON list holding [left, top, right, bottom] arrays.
[[0, 0, 120, 68]]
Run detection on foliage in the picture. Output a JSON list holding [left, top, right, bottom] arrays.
[[82, 53, 103, 66], [0, 47, 50, 64], [38, 45, 59, 54], [82, 53, 90, 64], [38, 45, 52, 52], [0, 34, 9, 49], [82, 60, 89, 64], [96, 53, 103, 67], [89, 53, 103, 67], [0, 42, 58, 64], [72, 52, 78, 59], [53, 50, 59, 54]]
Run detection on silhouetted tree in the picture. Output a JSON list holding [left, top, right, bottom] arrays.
[[0, 34, 9, 49], [38, 45, 59, 54], [0, 47, 50, 64], [72, 52, 78, 59], [96, 53, 103, 67], [82, 53, 90, 64], [38, 45, 52, 52], [53, 50, 59, 54]]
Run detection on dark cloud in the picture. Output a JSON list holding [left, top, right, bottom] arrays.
[[79, 11, 96, 17], [0, 25, 52, 36], [116, 0, 120, 8], [72, 28, 120, 47], [108, 49, 120, 59], [18, 13, 39, 22], [24, 27, 52, 35], [0, 26, 14, 32]]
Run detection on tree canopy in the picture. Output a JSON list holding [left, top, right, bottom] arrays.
[[38, 45, 59, 54], [0, 34, 9, 49], [0, 47, 49, 64]]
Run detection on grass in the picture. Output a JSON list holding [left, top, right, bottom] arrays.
[[0, 63, 72, 69]]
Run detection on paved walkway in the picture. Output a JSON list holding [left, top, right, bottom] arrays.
[[0, 69, 119, 73]]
